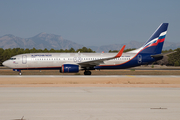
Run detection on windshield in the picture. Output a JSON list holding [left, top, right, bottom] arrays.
[[9, 58, 16, 60]]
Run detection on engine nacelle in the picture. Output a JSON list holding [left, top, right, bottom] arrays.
[[60, 64, 79, 73]]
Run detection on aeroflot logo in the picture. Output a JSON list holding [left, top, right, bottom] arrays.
[[31, 54, 52, 57]]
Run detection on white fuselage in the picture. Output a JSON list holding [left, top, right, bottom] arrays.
[[3, 52, 136, 69]]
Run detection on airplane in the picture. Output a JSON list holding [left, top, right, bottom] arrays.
[[3, 23, 169, 75]]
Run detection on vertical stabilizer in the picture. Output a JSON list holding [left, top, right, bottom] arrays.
[[128, 23, 168, 54]]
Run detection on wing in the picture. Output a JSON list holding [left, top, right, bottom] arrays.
[[78, 45, 126, 67]]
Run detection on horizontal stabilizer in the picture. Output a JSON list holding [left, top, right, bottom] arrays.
[[151, 51, 176, 59]]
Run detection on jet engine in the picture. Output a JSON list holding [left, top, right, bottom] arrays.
[[60, 64, 79, 73]]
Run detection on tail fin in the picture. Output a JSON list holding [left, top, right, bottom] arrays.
[[129, 23, 169, 54]]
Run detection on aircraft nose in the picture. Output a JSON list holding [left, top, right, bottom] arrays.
[[2, 61, 8, 67]]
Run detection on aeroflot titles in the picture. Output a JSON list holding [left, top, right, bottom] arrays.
[[31, 54, 52, 57]]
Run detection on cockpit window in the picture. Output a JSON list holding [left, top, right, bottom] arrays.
[[9, 58, 16, 60]]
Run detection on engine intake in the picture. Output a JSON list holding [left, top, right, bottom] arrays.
[[60, 64, 79, 73]]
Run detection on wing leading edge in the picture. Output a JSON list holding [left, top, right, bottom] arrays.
[[78, 45, 126, 67]]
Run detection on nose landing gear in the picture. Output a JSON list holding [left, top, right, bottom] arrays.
[[19, 72, 22, 76], [13, 69, 22, 75]]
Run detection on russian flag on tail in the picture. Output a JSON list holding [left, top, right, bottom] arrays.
[[139, 23, 168, 54]]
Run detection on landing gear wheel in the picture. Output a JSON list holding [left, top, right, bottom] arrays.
[[84, 71, 91, 75]]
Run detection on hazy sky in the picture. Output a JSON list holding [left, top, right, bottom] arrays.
[[0, 0, 179, 46]]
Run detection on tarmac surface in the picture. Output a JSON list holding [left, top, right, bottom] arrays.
[[1, 75, 180, 77], [0, 87, 180, 120], [0, 75, 180, 88]]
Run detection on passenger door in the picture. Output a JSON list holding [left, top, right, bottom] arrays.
[[22, 55, 27, 64]]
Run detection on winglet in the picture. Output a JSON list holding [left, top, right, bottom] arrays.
[[114, 45, 126, 58]]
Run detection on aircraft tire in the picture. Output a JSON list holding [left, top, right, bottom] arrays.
[[84, 71, 91, 75]]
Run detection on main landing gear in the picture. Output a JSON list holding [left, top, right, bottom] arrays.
[[19, 70, 22, 76], [84, 70, 91, 75]]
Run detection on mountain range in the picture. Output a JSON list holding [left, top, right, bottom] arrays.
[[0, 33, 180, 52]]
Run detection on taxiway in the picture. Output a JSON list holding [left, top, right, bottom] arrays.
[[0, 87, 180, 120]]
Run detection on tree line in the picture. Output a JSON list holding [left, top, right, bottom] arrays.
[[0, 47, 180, 66]]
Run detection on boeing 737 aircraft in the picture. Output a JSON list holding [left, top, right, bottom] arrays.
[[3, 23, 169, 75]]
